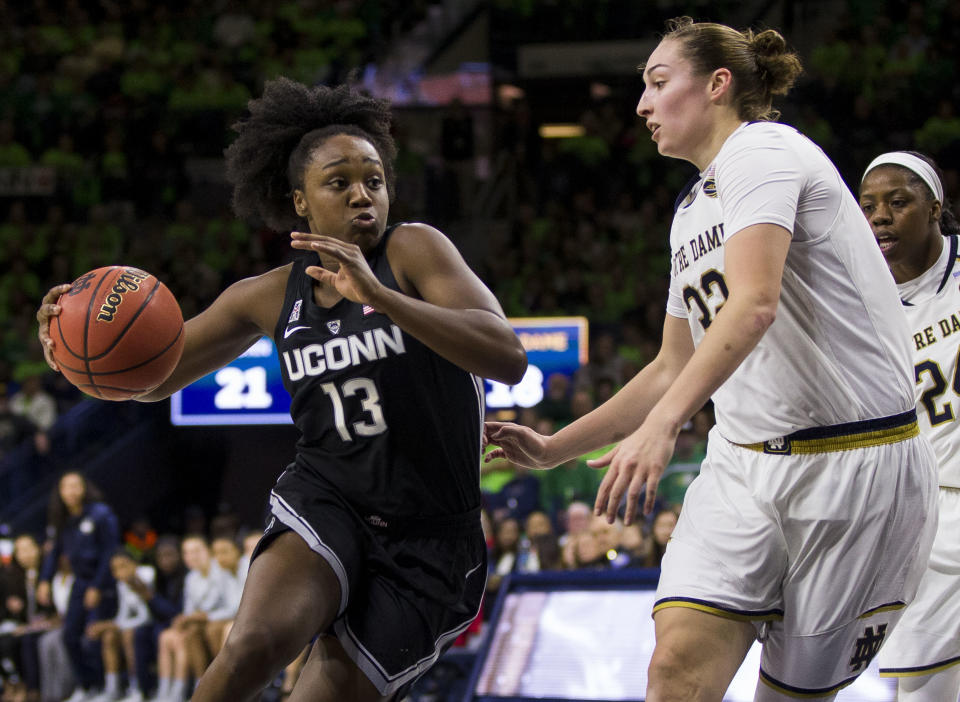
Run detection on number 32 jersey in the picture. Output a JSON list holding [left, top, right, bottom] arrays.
[[274, 225, 486, 517], [897, 234, 960, 488], [665, 121, 914, 444]]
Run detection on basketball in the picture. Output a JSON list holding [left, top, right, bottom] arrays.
[[50, 266, 185, 401]]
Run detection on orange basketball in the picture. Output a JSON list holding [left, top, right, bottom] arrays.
[[50, 266, 185, 401]]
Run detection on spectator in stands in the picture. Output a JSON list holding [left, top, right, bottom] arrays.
[[649, 507, 679, 569], [0, 387, 47, 463], [1, 533, 28, 702], [521, 511, 562, 574], [153, 536, 226, 702], [485, 463, 540, 525], [9, 533, 54, 702], [589, 514, 622, 564], [121, 518, 156, 566], [538, 454, 604, 521], [568, 530, 609, 570], [36, 472, 119, 702], [38, 555, 76, 702], [9, 368, 57, 433], [614, 522, 653, 568], [537, 373, 573, 424], [485, 517, 521, 599], [84, 550, 153, 702], [203, 537, 245, 657], [236, 531, 260, 577], [120, 536, 185, 702]]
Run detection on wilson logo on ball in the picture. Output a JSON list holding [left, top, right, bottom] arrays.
[[52, 265, 185, 401], [96, 268, 151, 322]]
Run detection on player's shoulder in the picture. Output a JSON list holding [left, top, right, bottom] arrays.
[[717, 121, 826, 181], [87, 501, 115, 519], [386, 221, 460, 263], [721, 121, 805, 156], [220, 264, 293, 304], [388, 221, 447, 247]]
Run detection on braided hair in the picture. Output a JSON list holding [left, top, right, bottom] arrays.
[[225, 78, 397, 232]]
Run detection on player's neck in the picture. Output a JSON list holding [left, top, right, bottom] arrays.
[[691, 117, 744, 172], [891, 233, 944, 284]]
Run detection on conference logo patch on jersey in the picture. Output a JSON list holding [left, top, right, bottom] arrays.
[[327, 320, 341, 335], [288, 299, 302, 324], [362, 304, 376, 316], [702, 165, 718, 198]]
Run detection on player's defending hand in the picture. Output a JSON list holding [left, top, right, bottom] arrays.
[[590, 419, 677, 525], [291, 232, 384, 305], [484, 421, 555, 470], [36, 283, 72, 372]]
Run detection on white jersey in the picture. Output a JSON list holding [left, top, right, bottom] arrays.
[[115, 566, 154, 630], [182, 562, 231, 616], [666, 121, 915, 443], [897, 234, 960, 487]]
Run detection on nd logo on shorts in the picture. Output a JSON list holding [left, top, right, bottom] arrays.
[[763, 437, 791, 454], [850, 623, 887, 672]]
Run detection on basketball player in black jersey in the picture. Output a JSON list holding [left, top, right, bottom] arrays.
[[37, 78, 527, 702]]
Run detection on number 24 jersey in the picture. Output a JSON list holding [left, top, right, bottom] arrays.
[[897, 234, 960, 488]]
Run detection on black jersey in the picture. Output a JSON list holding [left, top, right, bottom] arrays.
[[274, 225, 485, 519]]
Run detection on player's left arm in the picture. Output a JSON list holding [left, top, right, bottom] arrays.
[[594, 224, 791, 522], [384, 223, 526, 384], [297, 223, 526, 384], [650, 223, 791, 431]]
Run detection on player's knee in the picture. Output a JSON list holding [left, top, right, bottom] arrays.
[[219, 620, 295, 674], [647, 646, 701, 701]]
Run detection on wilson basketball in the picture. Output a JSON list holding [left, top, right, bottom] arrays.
[[51, 266, 185, 400]]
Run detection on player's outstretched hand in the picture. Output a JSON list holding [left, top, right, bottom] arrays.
[[484, 421, 555, 470], [36, 283, 72, 372], [589, 421, 677, 525], [290, 232, 383, 304]]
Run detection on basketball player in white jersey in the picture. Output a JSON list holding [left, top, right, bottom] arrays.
[[861, 151, 960, 701], [485, 17, 938, 701]]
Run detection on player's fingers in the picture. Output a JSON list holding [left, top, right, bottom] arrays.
[[484, 448, 505, 462], [42, 344, 59, 373], [36, 302, 60, 329], [487, 423, 520, 443], [594, 465, 619, 516], [40, 283, 71, 306], [623, 471, 648, 526], [37, 302, 63, 372], [586, 446, 616, 469], [304, 266, 336, 286], [605, 467, 632, 522], [643, 474, 661, 516]]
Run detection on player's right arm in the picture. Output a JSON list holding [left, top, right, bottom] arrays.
[[37, 266, 290, 402], [136, 266, 289, 401], [485, 312, 694, 469]]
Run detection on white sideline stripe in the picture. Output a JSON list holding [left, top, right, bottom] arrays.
[[269, 491, 350, 616]]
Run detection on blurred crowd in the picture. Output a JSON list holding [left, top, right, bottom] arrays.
[[1, 472, 264, 702], [0, 451, 689, 702]]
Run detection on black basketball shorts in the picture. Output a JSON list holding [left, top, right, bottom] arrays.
[[254, 465, 487, 698]]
